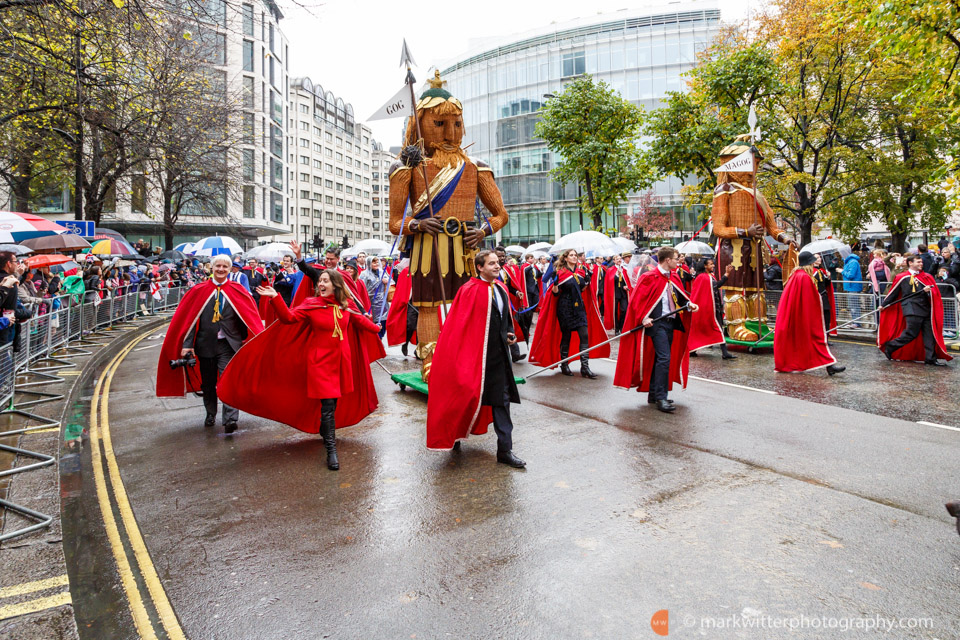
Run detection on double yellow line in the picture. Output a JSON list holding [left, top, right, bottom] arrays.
[[90, 332, 185, 640]]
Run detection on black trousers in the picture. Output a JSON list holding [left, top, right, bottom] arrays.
[[647, 321, 675, 402], [559, 325, 589, 358], [886, 314, 936, 361], [488, 384, 515, 453], [198, 339, 238, 424], [518, 310, 533, 345], [614, 296, 628, 333]]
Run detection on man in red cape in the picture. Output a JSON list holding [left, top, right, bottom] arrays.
[[426, 250, 525, 468], [879, 254, 952, 365], [156, 256, 263, 432], [603, 254, 633, 333], [774, 252, 844, 375], [613, 247, 698, 413], [495, 246, 527, 362]]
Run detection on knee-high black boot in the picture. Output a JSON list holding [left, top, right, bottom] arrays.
[[580, 354, 597, 379], [319, 399, 339, 470], [559, 345, 573, 376]]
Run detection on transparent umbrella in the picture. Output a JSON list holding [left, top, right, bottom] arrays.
[[352, 239, 391, 255], [549, 231, 621, 259], [800, 239, 851, 259], [611, 237, 638, 253], [675, 240, 715, 256], [526, 242, 553, 253], [504, 245, 525, 254], [246, 243, 296, 263]]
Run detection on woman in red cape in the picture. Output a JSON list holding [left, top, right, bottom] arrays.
[[774, 253, 843, 374], [217, 270, 381, 471], [156, 279, 263, 398], [603, 255, 633, 331], [426, 276, 505, 450], [687, 270, 726, 351], [386, 266, 417, 350], [529, 250, 609, 376], [877, 269, 952, 363], [613, 268, 691, 393]]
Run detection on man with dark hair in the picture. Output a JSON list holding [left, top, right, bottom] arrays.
[[426, 249, 525, 467], [879, 254, 952, 365], [324, 248, 340, 271], [0, 251, 19, 345], [917, 242, 936, 276]]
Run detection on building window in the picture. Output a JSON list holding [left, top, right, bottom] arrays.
[[242, 113, 254, 144], [271, 157, 284, 189], [313, 192, 321, 201], [130, 174, 146, 212], [313, 143, 322, 152], [242, 40, 254, 72], [299, 155, 309, 164], [242, 4, 254, 36], [300, 120, 309, 130], [345, 186, 353, 195], [325, 163, 333, 173], [243, 185, 255, 218], [325, 148, 332, 158], [270, 90, 282, 124], [271, 192, 283, 223], [300, 190, 310, 199], [562, 51, 586, 77], [325, 212, 332, 220], [313, 176, 322, 185], [242, 76, 254, 109], [299, 138, 309, 147], [336, 199, 343, 207], [325, 179, 333, 188], [243, 149, 255, 180], [271, 124, 283, 157], [335, 182, 343, 191], [325, 195, 333, 204]]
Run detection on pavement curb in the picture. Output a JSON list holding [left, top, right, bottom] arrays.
[[0, 315, 169, 640]]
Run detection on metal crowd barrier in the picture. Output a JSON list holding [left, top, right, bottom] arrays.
[[0, 285, 185, 542], [762, 284, 958, 341]]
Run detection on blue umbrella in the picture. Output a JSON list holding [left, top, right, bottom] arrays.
[[192, 236, 242, 257]]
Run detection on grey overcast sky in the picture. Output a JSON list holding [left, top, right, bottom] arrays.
[[279, 0, 758, 148]]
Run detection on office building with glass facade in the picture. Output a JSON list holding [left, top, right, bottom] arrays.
[[437, 2, 721, 244]]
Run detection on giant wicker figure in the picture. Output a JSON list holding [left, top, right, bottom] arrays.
[[388, 71, 509, 379], [712, 135, 797, 342]]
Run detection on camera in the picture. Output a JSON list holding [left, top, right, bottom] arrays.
[[169, 355, 197, 369]]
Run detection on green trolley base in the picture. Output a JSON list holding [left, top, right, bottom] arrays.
[[723, 320, 775, 352], [391, 370, 526, 395]]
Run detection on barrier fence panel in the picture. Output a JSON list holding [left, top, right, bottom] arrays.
[[0, 344, 14, 408], [940, 284, 958, 339]]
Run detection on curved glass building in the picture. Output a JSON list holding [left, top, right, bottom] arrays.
[[438, 2, 721, 244]]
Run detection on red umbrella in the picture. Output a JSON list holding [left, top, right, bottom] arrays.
[[26, 253, 71, 268]]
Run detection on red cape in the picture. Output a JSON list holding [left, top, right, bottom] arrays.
[[529, 271, 611, 367], [156, 280, 263, 397], [386, 267, 416, 346], [774, 269, 836, 372], [426, 278, 510, 449], [217, 297, 381, 432], [816, 268, 838, 336], [877, 272, 952, 362], [687, 273, 725, 351], [603, 265, 633, 330], [500, 265, 526, 340], [613, 269, 690, 392]]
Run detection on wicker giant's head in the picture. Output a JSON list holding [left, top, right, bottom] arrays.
[[717, 134, 755, 188], [404, 71, 466, 168]]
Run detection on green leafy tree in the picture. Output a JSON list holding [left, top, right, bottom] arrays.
[[535, 75, 655, 230]]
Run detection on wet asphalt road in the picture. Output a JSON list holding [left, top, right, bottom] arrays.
[[64, 330, 960, 639]]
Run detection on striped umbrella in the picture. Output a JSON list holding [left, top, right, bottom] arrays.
[[174, 242, 196, 253], [0, 211, 65, 243], [90, 238, 138, 256], [192, 236, 242, 257]]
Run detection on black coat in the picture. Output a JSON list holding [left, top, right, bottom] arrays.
[[555, 270, 590, 332], [481, 285, 520, 407], [883, 274, 932, 318]]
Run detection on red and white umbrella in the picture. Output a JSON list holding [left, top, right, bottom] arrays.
[[0, 211, 64, 243]]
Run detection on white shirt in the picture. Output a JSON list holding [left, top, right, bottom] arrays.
[[658, 266, 675, 313], [481, 276, 504, 314], [212, 276, 229, 338]]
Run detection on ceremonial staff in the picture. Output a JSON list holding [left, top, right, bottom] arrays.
[[524, 305, 690, 380], [400, 43, 448, 316]]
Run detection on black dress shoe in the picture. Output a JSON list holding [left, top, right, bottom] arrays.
[[401, 342, 408, 357], [882, 345, 894, 360], [655, 400, 676, 413], [924, 360, 946, 366], [647, 398, 674, 405], [497, 451, 526, 468], [452, 441, 461, 451], [826, 364, 845, 376], [512, 353, 527, 363], [946, 501, 960, 536], [224, 422, 238, 434], [204, 416, 215, 427], [722, 353, 738, 360]]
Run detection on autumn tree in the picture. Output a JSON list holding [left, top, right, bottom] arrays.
[[535, 75, 656, 229]]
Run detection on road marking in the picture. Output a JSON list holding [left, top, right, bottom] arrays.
[[134, 344, 160, 351], [689, 375, 778, 395], [100, 335, 185, 640], [0, 591, 71, 621], [917, 421, 960, 433], [90, 341, 158, 640], [0, 574, 69, 600]]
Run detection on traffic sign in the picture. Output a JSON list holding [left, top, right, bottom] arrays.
[[56, 220, 94, 236]]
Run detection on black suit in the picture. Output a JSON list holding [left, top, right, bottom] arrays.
[[646, 278, 689, 402], [610, 267, 630, 333], [184, 284, 248, 424], [882, 273, 935, 360], [481, 282, 520, 453]]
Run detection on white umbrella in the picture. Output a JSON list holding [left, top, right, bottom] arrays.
[[800, 239, 850, 259], [246, 242, 296, 263], [192, 236, 243, 257], [526, 242, 553, 253], [174, 242, 195, 253], [675, 240, 715, 256], [522, 249, 548, 260], [352, 239, 391, 255], [549, 231, 621, 259], [504, 244, 525, 254], [341, 246, 360, 259], [611, 237, 638, 253]]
